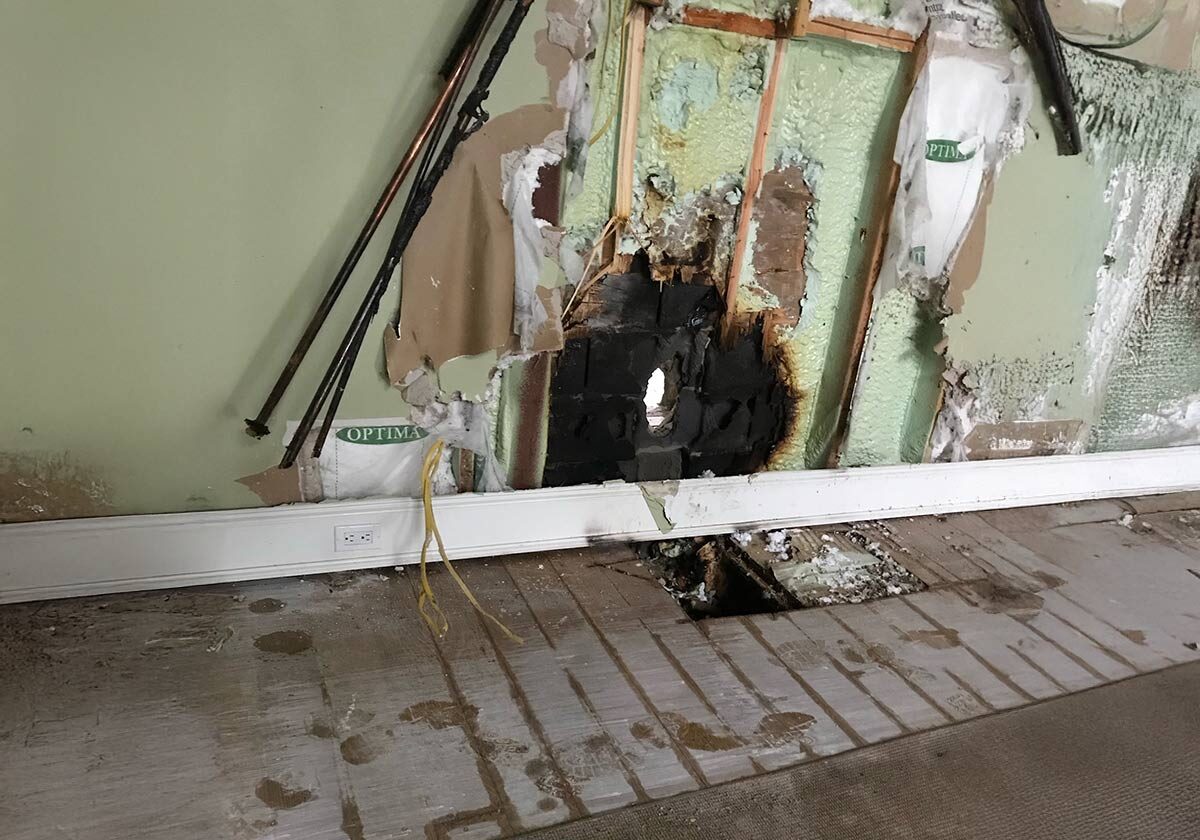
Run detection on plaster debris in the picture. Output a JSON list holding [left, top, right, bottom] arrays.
[[1128, 392, 1200, 448], [502, 138, 565, 350], [640, 527, 926, 617]]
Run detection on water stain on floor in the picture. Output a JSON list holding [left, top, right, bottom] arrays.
[[253, 630, 313, 655], [255, 778, 314, 810]]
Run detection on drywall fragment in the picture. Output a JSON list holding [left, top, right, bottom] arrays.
[[384, 104, 566, 388], [0, 452, 114, 523], [502, 139, 566, 350], [639, 481, 679, 533], [236, 464, 303, 506], [733, 527, 925, 606], [963, 420, 1085, 459]]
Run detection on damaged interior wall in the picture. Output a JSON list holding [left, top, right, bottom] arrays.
[[7, 0, 1200, 525], [842, 8, 1200, 465], [0, 0, 553, 521], [548, 5, 911, 483]]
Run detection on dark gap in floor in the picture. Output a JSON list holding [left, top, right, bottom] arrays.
[[638, 526, 927, 621]]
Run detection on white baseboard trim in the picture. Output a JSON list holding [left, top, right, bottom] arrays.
[[2, 446, 1199, 604]]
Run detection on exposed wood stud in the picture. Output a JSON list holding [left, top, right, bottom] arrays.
[[806, 17, 917, 52], [721, 36, 790, 344], [677, 4, 916, 53], [614, 3, 649, 224]]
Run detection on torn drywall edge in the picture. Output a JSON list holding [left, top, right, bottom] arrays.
[[562, 0, 626, 238], [502, 137, 566, 350], [640, 480, 679, 532], [384, 104, 567, 391], [236, 464, 304, 507]]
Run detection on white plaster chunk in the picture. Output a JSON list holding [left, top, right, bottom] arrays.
[[501, 138, 566, 351], [1131, 393, 1200, 448]]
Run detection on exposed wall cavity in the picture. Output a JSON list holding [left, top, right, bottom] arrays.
[[844, 9, 1041, 466], [543, 258, 791, 485], [762, 37, 907, 469], [628, 25, 767, 273]]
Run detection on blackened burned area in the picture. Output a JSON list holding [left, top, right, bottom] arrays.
[[544, 260, 789, 486]]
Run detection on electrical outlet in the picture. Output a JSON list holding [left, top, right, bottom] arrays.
[[335, 524, 380, 552]]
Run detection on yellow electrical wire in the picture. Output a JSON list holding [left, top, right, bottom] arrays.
[[416, 439, 523, 644]]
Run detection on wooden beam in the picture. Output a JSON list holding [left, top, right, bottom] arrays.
[[806, 17, 916, 52], [721, 35, 789, 343], [793, 0, 812, 37], [681, 7, 779, 38], [677, 4, 915, 53], [614, 3, 649, 223]]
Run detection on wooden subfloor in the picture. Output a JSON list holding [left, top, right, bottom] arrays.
[[3, 493, 1200, 839]]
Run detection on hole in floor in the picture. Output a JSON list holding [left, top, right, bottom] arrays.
[[637, 526, 926, 620]]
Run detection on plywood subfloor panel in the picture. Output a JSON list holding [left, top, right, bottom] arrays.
[[2, 496, 1200, 840]]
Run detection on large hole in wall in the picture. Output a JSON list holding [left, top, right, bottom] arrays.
[[543, 256, 791, 486]]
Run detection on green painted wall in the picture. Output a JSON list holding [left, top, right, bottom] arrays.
[[0, 0, 549, 519]]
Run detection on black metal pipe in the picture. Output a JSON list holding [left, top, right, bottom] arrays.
[[281, 0, 537, 469], [1012, 0, 1083, 156], [311, 318, 369, 459], [308, 47, 468, 459], [441, 0, 493, 79], [243, 0, 506, 440]]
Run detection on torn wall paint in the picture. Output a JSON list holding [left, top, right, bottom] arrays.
[[384, 105, 567, 393], [921, 42, 1200, 461], [0, 452, 114, 524]]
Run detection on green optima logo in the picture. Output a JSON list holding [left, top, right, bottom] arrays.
[[925, 139, 976, 163], [335, 425, 428, 445]]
